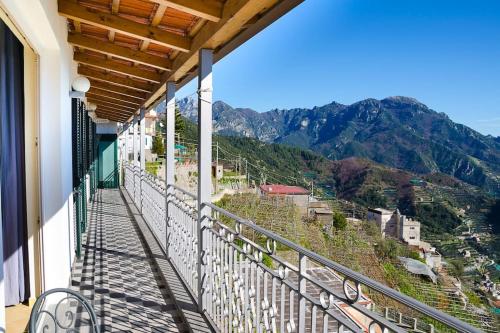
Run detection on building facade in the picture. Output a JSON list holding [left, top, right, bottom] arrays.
[[259, 184, 310, 213], [367, 208, 421, 246], [307, 201, 334, 225]]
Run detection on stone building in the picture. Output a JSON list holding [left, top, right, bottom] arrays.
[[307, 201, 333, 225], [367, 208, 396, 238], [367, 208, 421, 246]]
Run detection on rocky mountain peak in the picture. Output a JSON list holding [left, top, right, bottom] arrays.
[[172, 96, 499, 193]]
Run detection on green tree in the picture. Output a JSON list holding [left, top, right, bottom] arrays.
[[152, 135, 164, 155], [356, 188, 388, 208], [158, 106, 186, 140], [362, 221, 381, 239], [415, 203, 461, 234], [448, 259, 464, 279], [376, 239, 399, 259], [175, 106, 185, 138], [332, 212, 347, 230]]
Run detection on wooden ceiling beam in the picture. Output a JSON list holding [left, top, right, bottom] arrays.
[[58, 0, 191, 52], [74, 20, 81, 32], [139, 3, 167, 52], [150, 0, 222, 22], [94, 111, 129, 122], [68, 33, 171, 71], [74, 53, 162, 83], [88, 88, 142, 104], [111, 0, 121, 14], [94, 103, 132, 115], [106, 0, 120, 57], [88, 101, 136, 114], [146, 0, 278, 105], [94, 107, 131, 118], [78, 66, 154, 93], [96, 110, 128, 116], [86, 95, 139, 110], [89, 80, 146, 100], [87, 99, 137, 113]]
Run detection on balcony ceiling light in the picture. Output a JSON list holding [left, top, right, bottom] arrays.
[[72, 76, 91, 92]]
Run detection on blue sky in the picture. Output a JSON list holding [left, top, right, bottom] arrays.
[[178, 0, 500, 136]]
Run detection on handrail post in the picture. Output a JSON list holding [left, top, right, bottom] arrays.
[[298, 253, 307, 332], [165, 81, 176, 259], [197, 48, 213, 311]]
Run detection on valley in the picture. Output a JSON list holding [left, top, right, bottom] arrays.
[[151, 95, 500, 329]]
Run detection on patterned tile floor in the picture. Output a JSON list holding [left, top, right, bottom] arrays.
[[71, 189, 188, 332]]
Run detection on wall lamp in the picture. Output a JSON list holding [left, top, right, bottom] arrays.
[[70, 76, 90, 98]]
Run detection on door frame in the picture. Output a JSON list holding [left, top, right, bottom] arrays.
[[0, 6, 43, 303], [97, 134, 119, 189]]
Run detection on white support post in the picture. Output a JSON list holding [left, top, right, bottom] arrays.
[[140, 108, 146, 171], [197, 48, 213, 311], [125, 122, 130, 163], [165, 81, 176, 259], [133, 114, 139, 166], [133, 113, 139, 209], [298, 253, 307, 332], [139, 108, 145, 212]]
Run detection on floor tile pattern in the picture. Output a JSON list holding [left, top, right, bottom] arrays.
[[71, 189, 187, 332]]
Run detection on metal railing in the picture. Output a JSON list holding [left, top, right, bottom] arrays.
[[122, 164, 484, 333], [167, 183, 199, 296]]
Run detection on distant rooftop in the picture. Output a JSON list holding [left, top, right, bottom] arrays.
[[260, 184, 310, 195]]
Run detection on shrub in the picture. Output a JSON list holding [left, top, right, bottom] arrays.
[[376, 239, 400, 259], [332, 212, 347, 230], [151, 136, 164, 155], [447, 259, 464, 279]]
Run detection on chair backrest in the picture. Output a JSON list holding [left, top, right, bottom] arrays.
[[29, 288, 100, 333]]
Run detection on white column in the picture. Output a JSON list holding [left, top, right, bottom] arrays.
[[197, 48, 213, 311], [124, 123, 130, 163], [140, 108, 146, 171], [133, 113, 139, 166], [165, 81, 175, 259]]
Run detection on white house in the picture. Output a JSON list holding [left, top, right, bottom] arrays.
[[367, 208, 421, 246]]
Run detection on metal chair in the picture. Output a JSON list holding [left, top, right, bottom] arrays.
[[29, 288, 100, 333]]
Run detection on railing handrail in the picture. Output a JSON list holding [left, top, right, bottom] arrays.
[[124, 163, 484, 333], [168, 183, 198, 200], [204, 202, 483, 333]]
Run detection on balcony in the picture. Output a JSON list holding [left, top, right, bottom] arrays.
[[0, 0, 496, 332], [79, 163, 480, 333]]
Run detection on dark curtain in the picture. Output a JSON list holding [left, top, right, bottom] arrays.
[[0, 20, 29, 306]]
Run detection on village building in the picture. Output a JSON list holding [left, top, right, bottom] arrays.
[[307, 201, 334, 224], [367, 208, 421, 246], [419, 241, 443, 271], [126, 110, 158, 162], [400, 215, 421, 246], [260, 184, 310, 213], [212, 162, 224, 180]]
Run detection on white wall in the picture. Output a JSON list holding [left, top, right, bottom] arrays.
[[0, 0, 77, 302]]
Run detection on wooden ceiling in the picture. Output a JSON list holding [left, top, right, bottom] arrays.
[[59, 0, 303, 122]]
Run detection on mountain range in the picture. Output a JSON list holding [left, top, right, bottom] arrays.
[[158, 96, 500, 194]]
